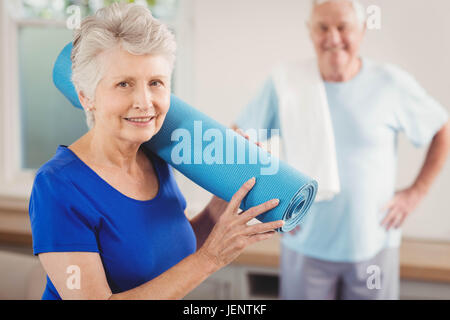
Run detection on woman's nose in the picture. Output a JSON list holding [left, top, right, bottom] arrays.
[[133, 84, 153, 111]]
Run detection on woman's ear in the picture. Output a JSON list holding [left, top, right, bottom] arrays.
[[78, 90, 95, 112]]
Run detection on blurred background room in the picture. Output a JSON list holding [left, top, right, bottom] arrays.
[[0, 0, 449, 300]]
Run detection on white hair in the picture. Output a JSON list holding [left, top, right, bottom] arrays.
[[71, 2, 176, 129], [310, 0, 366, 28]]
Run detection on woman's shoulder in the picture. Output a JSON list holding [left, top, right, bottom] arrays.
[[34, 145, 81, 186]]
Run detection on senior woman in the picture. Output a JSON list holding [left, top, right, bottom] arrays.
[[29, 3, 283, 300]]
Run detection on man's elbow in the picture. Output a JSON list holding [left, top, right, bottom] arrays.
[[438, 120, 450, 142], [434, 120, 450, 151]]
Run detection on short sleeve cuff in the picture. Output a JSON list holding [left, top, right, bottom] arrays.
[[411, 110, 449, 148], [33, 243, 100, 256]]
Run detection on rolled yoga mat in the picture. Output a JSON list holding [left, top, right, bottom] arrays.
[[53, 42, 318, 232]]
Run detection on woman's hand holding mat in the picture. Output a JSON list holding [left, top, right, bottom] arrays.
[[198, 177, 283, 271]]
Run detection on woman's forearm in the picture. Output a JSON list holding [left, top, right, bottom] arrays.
[[190, 207, 216, 249], [108, 251, 217, 300], [190, 196, 230, 248]]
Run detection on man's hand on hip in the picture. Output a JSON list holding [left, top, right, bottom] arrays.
[[380, 187, 426, 230]]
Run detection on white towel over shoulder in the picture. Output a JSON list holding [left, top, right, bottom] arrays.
[[271, 59, 340, 201]]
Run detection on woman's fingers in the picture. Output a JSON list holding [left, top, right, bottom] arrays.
[[199, 171, 286, 270], [247, 230, 277, 245], [199, 184, 284, 269], [239, 198, 280, 223], [227, 177, 256, 214], [245, 220, 284, 235]]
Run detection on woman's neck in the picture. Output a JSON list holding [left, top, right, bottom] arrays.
[[72, 128, 144, 174]]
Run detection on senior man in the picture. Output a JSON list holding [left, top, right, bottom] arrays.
[[233, 0, 450, 299]]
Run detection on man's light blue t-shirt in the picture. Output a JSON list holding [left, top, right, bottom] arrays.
[[236, 58, 448, 262]]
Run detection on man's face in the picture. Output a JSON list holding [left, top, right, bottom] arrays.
[[309, 0, 365, 73]]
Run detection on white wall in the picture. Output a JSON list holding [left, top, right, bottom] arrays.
[[176, 0, 450, 241]]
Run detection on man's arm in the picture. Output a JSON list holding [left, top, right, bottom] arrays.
[[382, 120, 450, 230], [411, 120, 450, 195]]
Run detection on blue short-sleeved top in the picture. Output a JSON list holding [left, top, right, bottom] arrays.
[[29, 145, 196, 299], [236, 58, 449, 262]]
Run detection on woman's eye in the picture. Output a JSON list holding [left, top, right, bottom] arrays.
[[118, 82, 129, 88]]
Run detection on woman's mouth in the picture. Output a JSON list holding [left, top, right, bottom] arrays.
[[124, 116, 156, 127]]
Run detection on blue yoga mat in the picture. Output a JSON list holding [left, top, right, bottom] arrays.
[[53, 43, 318, 232]]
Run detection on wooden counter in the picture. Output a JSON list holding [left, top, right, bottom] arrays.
[[1, 205, 450, 283], [233, 234, 450, 283]]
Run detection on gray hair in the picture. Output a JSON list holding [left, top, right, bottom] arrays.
[[71, 2, 176, 129], [310, 0, 366, 29]]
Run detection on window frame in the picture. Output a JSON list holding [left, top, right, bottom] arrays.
[[0, 1, 34, 199]]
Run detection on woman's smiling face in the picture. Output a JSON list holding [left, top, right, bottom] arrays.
[[88, 45, 172, 144]]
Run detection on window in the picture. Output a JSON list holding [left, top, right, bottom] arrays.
[[0, 0, 187, 197], [19, 24, 86, 170]]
